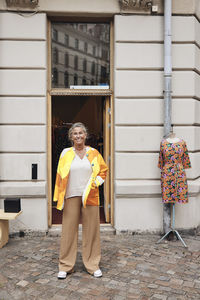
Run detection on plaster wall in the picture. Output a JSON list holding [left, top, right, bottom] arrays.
[[0, 12, 48, 231], [0, 3, 200, 233], [0, 198, 48, 232], [115, 99, 200, 125], [115, 196, 199, 232], [116, 44, 200, 70], [114, 14, 200, 232], [0, 41, 46, 68], [1, 1, 199, 18], [0, 98, 46, 124]]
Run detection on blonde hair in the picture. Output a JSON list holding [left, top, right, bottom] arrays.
[[68, 122, 88, 144]]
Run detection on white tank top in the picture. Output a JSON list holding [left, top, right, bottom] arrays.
[[65, 153, 92, 199]]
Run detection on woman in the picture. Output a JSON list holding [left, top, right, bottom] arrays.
[[53, 122, 108, 279]]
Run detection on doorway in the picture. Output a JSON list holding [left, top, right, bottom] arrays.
[[51, 95, 110, 224]]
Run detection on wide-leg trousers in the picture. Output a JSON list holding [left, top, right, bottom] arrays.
[[59, 196, 101, 274]]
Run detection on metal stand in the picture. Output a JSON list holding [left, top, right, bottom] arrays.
[[157, 203, 187, 247]]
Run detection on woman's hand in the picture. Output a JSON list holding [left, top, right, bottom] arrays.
[[91, 181, 97, 189]]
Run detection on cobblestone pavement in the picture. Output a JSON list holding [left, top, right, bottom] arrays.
[[0, 232, 200, 300]]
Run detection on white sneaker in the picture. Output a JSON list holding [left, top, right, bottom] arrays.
[[93, 269, 102, 277], [57, 271, 67, 279]]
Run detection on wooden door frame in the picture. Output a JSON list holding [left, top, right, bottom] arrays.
[[47, 19, 114, 227]]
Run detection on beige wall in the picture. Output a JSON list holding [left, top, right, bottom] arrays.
[[0, 12, 48, 231], [0, 1, 200, 232], [1, 0, 199, 17], [114, 14, 200, 232]]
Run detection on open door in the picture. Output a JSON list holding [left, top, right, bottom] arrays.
[[103, 96, 111, 222], [51, 95, 111, 224]]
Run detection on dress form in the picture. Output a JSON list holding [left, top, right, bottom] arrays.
[[157, 130, 189, 247], [166, 131, 180, 143]]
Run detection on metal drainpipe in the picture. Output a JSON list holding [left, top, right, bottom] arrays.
[[163, 0, 172, 233]]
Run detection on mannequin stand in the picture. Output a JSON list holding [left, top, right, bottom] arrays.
[[157, 203, 187, 248]]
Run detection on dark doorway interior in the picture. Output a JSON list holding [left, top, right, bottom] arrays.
[[52, 95, 106, 224]]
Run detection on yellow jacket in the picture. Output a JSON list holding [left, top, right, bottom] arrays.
[[53, 147, 108, 210]]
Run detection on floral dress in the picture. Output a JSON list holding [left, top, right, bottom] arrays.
[[158, 139, 191, 204]]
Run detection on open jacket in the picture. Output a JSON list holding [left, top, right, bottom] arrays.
[[53, 146, 108, 210]]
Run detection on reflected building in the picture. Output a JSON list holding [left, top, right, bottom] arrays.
[[51, 23, 110, 88]]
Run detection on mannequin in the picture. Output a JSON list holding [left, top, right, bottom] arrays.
[[164, 129, 179, 241], [157, 127, 191, 245], [166, 129, 180, 144]]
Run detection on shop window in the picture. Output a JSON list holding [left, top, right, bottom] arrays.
[[64, 71, 69, 87], [65, 34, 69, 46], [53, 48, 58, 64], [65, 53, 69, 67], [84, 42, 88, 53], [52, 29, 58, 41], [91, 62, 95, 75], [82, 77, 86, 85], [52, 68, 58, 85], [74, 56, 78, 70], [74, 74, 78, 85], [93, 46, 96, 56], [101, 66, 107, 83], [51, 22, 110, 88], [75, 38, 79, 49], [83, 59, 87, 73], [102, 49, 108, 61]]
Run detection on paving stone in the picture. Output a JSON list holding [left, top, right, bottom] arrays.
[[51, 295, 66, 300], [151, 294, 167, 300], [113, 296, 127, 300], [170, 278, 184, 285], [0, 274, 8, 286], [182, 280, 194, 287], [148, 284, 158, 289], [35, 278, 50, 284], [0, 234, 200, 300], [16, 280, 29, 287], [131, 279, 140, 284], [158, 276, 170, 281], [166, 270, 175, 275], [158, 286, 171, 292]]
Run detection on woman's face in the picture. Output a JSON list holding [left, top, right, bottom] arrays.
[[71, 127, 86, 147]]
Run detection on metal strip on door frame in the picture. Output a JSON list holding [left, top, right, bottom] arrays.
[[103, 96, 111, 223]]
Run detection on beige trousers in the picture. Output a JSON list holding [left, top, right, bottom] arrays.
[[59, 196, 101, 274]]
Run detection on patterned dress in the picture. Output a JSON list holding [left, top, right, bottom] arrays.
[[158, 139, 191, 204]]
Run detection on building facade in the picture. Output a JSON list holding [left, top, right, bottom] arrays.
[[0, 0, 200, 234]]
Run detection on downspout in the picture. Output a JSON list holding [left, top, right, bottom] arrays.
[[163, 0, 172, 233]]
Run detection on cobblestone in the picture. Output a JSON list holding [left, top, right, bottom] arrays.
[[0, 233, 200, 299]]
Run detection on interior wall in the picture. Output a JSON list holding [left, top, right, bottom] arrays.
[[52, 96, 103, 139]]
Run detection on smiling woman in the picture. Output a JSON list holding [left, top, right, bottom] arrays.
[[68, 122, 88, 158], [53, 122, 108, 279]]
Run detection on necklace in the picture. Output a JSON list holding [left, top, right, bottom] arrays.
[[74, 147, 86, 158]]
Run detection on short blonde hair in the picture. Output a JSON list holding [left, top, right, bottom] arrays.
[[68, 122, 88, 144]]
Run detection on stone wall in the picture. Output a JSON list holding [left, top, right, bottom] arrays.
[[0, 12, 48, 231], [114, 15, 200, 232]]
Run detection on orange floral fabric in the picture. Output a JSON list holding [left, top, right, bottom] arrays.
[[158, 139, 191, 204]]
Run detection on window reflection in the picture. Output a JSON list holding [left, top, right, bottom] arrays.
[[51, 23, 110, 88], [52, 68, 58, 85], [64, 34, 69, 46], [74, 74, 78, 85], [53, 48, 58, 64], [83, 59, 87, 73], [64, 71, 69, 87], [74, 56, 78, 70]]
